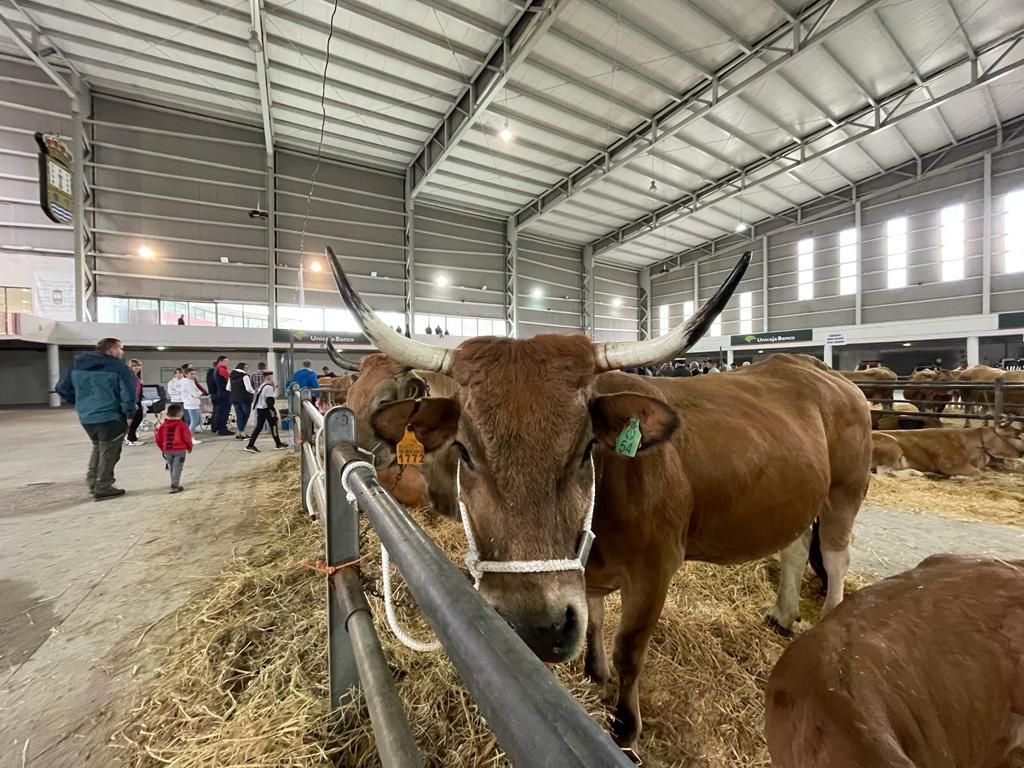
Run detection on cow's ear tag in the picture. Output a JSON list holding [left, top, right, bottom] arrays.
[[397, 426, 424, 465], [615, 416, 642, 458]]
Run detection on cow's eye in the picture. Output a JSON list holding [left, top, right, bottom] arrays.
[[453, 440, 474, 469]]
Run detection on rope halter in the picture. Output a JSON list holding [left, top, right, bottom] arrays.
[[457, 459, 597, 587]]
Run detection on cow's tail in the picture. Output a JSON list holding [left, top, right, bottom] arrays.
[[808, 518, 828, 592]]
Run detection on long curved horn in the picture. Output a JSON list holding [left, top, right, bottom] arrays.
[[326, 246, 454, 373], [593, 251, 751, 372], [325, 339, 363, 372]]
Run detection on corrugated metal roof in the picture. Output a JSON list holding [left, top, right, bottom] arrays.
[[1, 0, 1022, 268]]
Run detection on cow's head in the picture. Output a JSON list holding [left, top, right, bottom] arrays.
[[985, 419, 1024, 458], [327, 246, 749, 662]]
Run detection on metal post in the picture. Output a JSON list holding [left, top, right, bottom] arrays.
[[404, 170, 416, 335], [324, 407, 360, 704], [582, 244, 595, 337], [854, 199, 863, 325], [298, 390, 313, 511], [982, 152, 992, 315], [505, 217, 519, 338], [823, 343, 833, 369], [266, 152, 277, 324], [693, 262, 699, 309], [47, 344, 60, 408], [994, 378, 1004, 422], [333, 569, 423, 767], [967, 335, 980, 367], [761, 234, 769, 332], [71, 78, 90, 322], [638, 268, 651, 340]]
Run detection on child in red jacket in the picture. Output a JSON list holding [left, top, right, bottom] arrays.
[[155, 404, 194, 493]]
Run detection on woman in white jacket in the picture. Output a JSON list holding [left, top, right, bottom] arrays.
[[179, 370, 204, 443]]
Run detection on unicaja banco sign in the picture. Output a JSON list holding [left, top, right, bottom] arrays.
[[730, 329, 814, 346], [272, 329, 370, 346]]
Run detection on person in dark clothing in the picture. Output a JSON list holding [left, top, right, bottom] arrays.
[[673, 360, 691, 377], [56, 337, 137, 500], [291, 360, 319, 405], [228, 362, 254, 439], [211, 355, 234, 435], [177, 314, 186, 325], [125, 358, 145, 444], [155, 403, 193, 492], [425, 326, 433, 335], [320, 366, 336, 378], [245, 371, 288, 452], [434, 325, 443, 336]]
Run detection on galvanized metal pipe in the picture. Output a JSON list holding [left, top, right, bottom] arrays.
[[332, 444, 633, 768], [332, 568, 423, 768]]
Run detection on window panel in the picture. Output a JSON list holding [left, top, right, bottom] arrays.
[[940, 204, 965, 282], [739, 292, 752, 335], [161, 300, 188, 324], [188, 302, 216, 326], [1005, 190, 1024, 273], [683, 300, 694, 320], [128, 299, 159, 325], [839, 228, 857, 296], [798, 238, 814, 300], [414, 313, 429, 334], [887, 217, 908, 289], [658, 304, 669, 336], [243, 304, 268, 328], [217, 303, 245, 327], [98, 297, 127, 323]]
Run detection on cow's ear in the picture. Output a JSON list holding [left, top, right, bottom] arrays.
[[371, 397, 460, 452], [589, 392, 680, 455]]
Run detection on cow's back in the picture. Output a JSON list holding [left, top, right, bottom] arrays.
[[878, 428, 986, 475], [766, 554, 1024, 768]]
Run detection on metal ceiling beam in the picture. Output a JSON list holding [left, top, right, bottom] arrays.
[[408, 0, 565, 198], [514, 0, 881, 229], [872, 10, 958, 145], [250, 0, 274, 157], [676, 0, 752, 54], [0, 5, 77, 104], [588, 26, 1024, 258], [413, 0, 506, 36]]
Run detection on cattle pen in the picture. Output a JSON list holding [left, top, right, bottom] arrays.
[[854, 378, 1024, 422], [288, 388, 636, 768]]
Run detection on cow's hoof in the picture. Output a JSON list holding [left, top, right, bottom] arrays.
[[584, 657, 611, 686], [611, 707, 640, 747], [764, 613, 797, 638]]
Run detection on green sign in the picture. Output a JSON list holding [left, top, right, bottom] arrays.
[[272, 328, 370, 346], [730, 329, 814, 346], [998, 312, 1024, 329]]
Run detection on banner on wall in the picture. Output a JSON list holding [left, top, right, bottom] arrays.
[[730, 329, 814, 346], [34, 132, 74, 224], [32, 271, 76, 320], [271, 328, 370, 346]]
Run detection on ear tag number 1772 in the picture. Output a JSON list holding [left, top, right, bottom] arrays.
[[616, 416, 642, 458], [397, 427, 425, 465]]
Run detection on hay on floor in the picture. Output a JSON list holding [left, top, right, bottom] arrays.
[[867, 465, 1024, 527], [114, 456, 857, 768]]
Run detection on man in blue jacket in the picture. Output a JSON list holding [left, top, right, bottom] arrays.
[[56, 337, 138, 500], [292, 359, 320, 405]]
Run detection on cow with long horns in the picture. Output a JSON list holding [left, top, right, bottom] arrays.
[[325, 247, 871, 746]]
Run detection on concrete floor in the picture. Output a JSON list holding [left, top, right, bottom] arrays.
[[0, 409, 282, 768]]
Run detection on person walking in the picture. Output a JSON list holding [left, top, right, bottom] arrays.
[[166, 367, 185, 409], [154, 403, 193, 493], [228, 361, 255, 439], [245, 371, 288, 452], [211, 355, 234, 435], [292, 359, 319, 405], [55, 337, 137, 501], [179, 367, 204, 444], [125, 358, 146, 445]]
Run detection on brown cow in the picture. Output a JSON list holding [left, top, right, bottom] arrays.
[[837, 366, 898, 407], [765, 554, 1024, 768], [326, 246, 872, 746], [869, 432, 913, 475], [902, 368, 956, 413], [316, 373, 354, 408], [874, 422, 1024, 477]]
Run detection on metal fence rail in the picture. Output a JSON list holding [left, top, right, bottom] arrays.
[[851, 379, 1024, 423], [288, 388, 632, 768]]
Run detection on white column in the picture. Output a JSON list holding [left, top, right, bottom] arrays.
[[267, 347, 276, 372], [726, 348, 735, 365], [761, 235, 769, 332], [823, 343, 834, 369], [854, 199, 863, 325], [47, 343, 61, 407], [967, 336, 980, 367], [982, 152, 992, 315]]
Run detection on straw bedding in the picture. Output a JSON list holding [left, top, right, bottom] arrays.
[[113, 457, 863, 768]]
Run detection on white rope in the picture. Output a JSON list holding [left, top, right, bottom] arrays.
[[305, 468, 324, 519], [381, 543, 441, 652], [340, 458, 440, 652], [458, 460, 597, 587]]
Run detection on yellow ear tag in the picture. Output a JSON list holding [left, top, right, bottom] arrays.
[[397, 427, 425, 465], [615, 417, 642, 458]]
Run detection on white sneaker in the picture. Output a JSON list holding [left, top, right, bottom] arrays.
[[192, 439, 203, 445]]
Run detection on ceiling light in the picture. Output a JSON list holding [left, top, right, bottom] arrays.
[[156, 345, 166, 351], [247, 28, 263, 53], [735, 222, 748, 232], [138, 245, 155, 259], [649, 179, 657, 193], [369, 270, 378, 277], [481, 284, 488, 291], [435, 275, 448, 287], [309, 261, 323, 272], [530, 287, 542, 299], [611, 297, 622, 307], [499, 119, 513, 143], [902, 342, 912, 347]]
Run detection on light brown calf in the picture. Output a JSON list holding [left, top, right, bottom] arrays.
[[874, 423, 1024, 477], [766, 554, 1024, 768]]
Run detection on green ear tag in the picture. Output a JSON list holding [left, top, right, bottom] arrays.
[[615, 416, 642, 458]]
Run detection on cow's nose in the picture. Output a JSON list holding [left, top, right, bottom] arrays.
[[503, 604, 581, 663]]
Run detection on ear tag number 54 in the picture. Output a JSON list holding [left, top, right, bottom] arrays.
[[616, 417, 642, 458], [397, 427, 424, 465]]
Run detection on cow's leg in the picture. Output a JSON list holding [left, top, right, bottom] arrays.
[[818, 484, 860, 617], [610, 574, 671, 747], [765, 528, 812, 635], [584, 592, 610, 685]]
